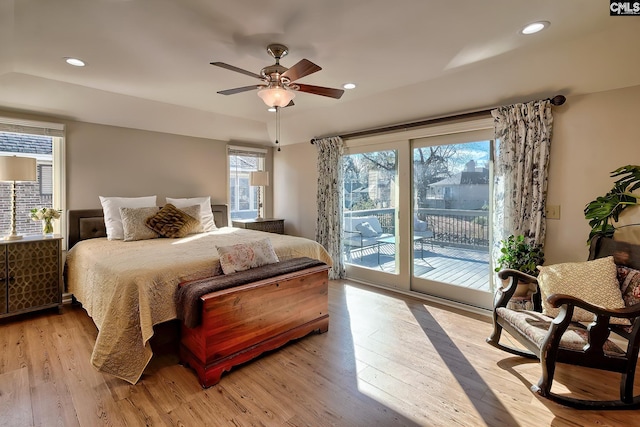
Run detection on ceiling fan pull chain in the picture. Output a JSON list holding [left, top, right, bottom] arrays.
[[275, 106, 281, 152]]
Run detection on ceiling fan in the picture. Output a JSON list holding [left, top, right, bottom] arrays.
[[211, 43, 344, 108]]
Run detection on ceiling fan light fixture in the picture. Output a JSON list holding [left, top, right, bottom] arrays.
[[257, 86, 296, 108]]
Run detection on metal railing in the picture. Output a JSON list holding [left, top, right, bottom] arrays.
[[344, 208, 489, 250]]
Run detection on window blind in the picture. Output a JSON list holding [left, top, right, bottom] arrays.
[[0, 117, 65, 137]]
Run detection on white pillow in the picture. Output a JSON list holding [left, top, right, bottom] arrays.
[[99, 195, 157, 240], [166, 196, 216, 231]]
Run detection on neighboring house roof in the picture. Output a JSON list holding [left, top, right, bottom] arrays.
[[0, 132, 52, 155], [430, 169, 489, 186], [229, 155, 258, 170]]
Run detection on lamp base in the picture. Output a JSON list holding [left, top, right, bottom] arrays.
[[4, 234, 23, 241]]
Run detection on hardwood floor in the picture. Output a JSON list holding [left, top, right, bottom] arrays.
[[1, 280, 639, 426]]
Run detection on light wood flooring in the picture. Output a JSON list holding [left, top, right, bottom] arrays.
[[1, 280, 639, 426]]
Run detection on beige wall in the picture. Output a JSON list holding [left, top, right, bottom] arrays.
[[0, 110, 274, 225], [65, 121, 228, 208], [545, 84, 640, 264], [274, 84, 640, 265], [273, 142, 318, 240], [3, 83, 639, 257]]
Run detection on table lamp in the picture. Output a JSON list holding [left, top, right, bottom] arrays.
[[249, 171, 269, 220], [0, 155, 37, 240]]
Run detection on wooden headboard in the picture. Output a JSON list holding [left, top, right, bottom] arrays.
[[67, 204, 229, 249]]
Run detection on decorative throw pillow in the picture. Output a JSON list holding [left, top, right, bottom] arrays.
[[145, 203, 200, 238], [355, 221, 379, 238], [166, 196, 217, 231], [120, 206, 160, 241], [99, 195, 157, 240], [178, 205, 202, 234], [414, 214, 427, 232], [216, 238, 279, 275], [537, 256, 628, 324], [618, 266, 640, 307]]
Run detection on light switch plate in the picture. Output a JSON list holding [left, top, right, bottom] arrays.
[[546, 204, 560, 219]]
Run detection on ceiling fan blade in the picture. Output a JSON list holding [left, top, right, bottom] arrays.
[[282, 59, 321, 82], [295, 84, 344, 99], [217, 85, 262, 95], [210, 62, 262, 80]]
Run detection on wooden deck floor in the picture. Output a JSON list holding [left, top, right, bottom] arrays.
[[347, 243, 492, 292]]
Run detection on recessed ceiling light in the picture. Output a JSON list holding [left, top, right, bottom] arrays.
[[521, 21, 549, 35], [343, 83, 356, 90], [65, 57, 86, 67]]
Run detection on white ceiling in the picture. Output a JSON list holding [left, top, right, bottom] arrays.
[[1, 0, 639, 146]]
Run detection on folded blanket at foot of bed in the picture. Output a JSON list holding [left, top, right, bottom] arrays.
[[176, 256, 327, 328]]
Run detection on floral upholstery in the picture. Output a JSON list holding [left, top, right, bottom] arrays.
[[618, 266, 640, 307], [495, 307, 625, 357]]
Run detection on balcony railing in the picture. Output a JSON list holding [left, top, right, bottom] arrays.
[[344, 208, 489, 250]]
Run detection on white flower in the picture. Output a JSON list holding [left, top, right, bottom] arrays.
[[30, 207, 62, 221]]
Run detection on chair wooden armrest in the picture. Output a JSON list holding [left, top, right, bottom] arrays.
[[497, 268, 538, 284], [548, 293, 640, 319], [494, 269, 539, 309]]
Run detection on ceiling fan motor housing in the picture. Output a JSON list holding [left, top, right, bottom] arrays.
[[266, 44, 289, 61]]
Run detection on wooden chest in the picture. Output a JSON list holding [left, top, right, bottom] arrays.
[[179, 264, 329, 387]]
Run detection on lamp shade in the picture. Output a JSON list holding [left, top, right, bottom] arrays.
[[250, 171, 269, 187], [257, 87, 295, 108], [0, 156, 37, 182]]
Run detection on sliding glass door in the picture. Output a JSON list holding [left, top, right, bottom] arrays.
[[411, 130, 495, 308], [343, 148, 399, 278], [341, 124, 496, 310]]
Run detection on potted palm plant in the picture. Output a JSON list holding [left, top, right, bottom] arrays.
[[495, 234, 545, 297]]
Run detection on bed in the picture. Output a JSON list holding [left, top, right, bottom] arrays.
[[65, 204, 332, 384]]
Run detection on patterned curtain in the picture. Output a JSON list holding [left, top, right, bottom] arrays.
[[315, 136, 345, 279], [492, 100, 553, 257]]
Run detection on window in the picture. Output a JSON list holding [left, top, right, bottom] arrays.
[[0, 118, 65, 242], [227, 146, 267, 220]]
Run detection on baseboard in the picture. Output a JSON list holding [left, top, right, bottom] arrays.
[[344, 278, 492, 318]]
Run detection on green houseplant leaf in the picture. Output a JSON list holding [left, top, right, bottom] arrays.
[[494, 235, 545, 276], [584, 165, 640, 242]]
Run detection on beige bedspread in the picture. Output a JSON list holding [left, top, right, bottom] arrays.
[[66, 227, 332, 384]]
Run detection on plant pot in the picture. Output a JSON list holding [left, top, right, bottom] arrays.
[[501, 278, 532, 297]]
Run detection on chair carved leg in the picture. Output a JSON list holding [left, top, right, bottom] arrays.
[[533, 348, 556, 397], [621, 372, 635, 404], [486, 322, 502, 346]]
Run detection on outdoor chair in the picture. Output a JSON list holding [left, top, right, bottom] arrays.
[[413, 213, 434, 249], [343, 216, 393, 260], [487, 234, 640, 409]]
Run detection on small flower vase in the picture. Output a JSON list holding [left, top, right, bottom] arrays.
[[42, 218, 54, 236]]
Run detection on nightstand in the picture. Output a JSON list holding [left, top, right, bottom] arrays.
[[0, 235, 63, 319], [232, 218, 285, 234]]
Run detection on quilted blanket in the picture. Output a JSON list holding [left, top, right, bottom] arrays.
[[66, 227, 332, 384]]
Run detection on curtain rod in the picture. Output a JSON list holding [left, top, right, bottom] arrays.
[[310, 94, 566, 144]]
